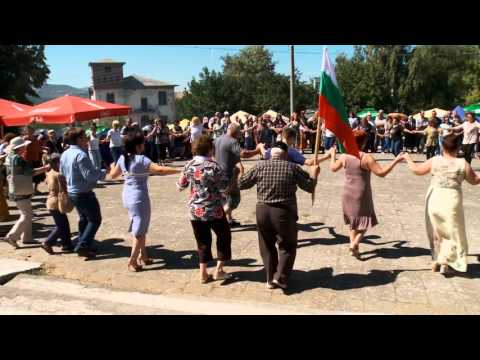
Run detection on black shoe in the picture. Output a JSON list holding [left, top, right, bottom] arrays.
[[272, 279, 288, 290], [77, 248, 96, 258], [41, 243, 54, 255], [229, 220, 241, 228], [61, 244, 74, 252]]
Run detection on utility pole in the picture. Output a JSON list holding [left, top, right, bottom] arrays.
[[290, 45, 295, 116]]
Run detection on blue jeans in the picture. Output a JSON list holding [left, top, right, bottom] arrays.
[[391, 139, 403, 156], [46, 210, 72, 247], [110, 146, 122, 165], [69, 192, 102, 251], [325, 136, 336, 150], [383, 137, 391, 152], [245, 136, 255, 150]]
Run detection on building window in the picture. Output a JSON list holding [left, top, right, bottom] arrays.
[[106, 93, 115, 103], [141, 98, 148, 111], [158, 91, 167, 106], [105, 66, 111, 72]]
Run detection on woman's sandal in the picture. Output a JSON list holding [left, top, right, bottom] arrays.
[[213, 270, 232, 281], [128, 264, 143, 272], [200, 274, 213, 284]]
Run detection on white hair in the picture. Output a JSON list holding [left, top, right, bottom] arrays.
[[270, 147, 285, 160]]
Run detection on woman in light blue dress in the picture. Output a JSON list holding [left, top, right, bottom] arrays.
[[108, 130, 180, 272]]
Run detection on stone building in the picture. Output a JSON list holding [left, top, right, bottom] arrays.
[[88, 59, 177, 125]]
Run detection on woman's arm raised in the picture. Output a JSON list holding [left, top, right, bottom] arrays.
[[365, 153, 403, 178], [465, 161, 480, 185], [149, 163, 181, 176], [106, 162, 122, 180], [403, 153, 433, 176], [329, 148, 344, 172]]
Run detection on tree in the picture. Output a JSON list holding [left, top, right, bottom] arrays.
[[335, 45, 411, 112], [0, 45, 50, 104], [176, 45, 316, 119], [402, 45, 479, 112]]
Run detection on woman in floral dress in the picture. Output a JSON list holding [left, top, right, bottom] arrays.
[[177, 135, 232, 283]]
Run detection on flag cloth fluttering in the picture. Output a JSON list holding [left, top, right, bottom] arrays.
[[318, 47, 359, 158]]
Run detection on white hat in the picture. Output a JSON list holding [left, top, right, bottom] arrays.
[[224, 111, 229, 116]]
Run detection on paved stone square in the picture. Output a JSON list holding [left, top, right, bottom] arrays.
[[1, 153, 480, 314]]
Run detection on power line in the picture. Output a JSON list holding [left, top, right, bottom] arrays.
[[161, 45, 343, 56]]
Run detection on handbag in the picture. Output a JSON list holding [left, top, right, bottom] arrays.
[[56, 175, 74, 214]]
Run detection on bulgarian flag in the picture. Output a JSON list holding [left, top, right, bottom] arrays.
[[318, 47, 360, 158]]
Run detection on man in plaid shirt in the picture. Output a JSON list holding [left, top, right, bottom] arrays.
[[238, 142, 320, 290]]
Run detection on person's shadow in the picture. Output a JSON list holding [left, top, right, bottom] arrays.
[[297, 226, 382, 249], [88, 238, 262, 271], [231, 221, 329, 234], [221, 266, 424, 295], [360, 240, 431, 261]]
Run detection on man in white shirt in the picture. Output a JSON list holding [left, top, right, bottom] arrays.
[[415, 111, 428, 153]]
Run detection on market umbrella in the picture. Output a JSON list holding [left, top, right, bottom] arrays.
[[230, 110, 250, 124], [463, 103, 480, 115], [179, 119, 190, 130], [0, 98, 33, 126], [453, 105, 480, 122], [388, 112, 408, 120], [1, 95, 131, 126], [357, 107, 379, 118], [262, 110, 289, 122], [413, 108, 448, 121]]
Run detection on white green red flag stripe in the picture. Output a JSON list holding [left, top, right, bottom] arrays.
[[318, 47, 360, 158]]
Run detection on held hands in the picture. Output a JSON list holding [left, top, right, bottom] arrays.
[[308, 165, 321, 179], [329, 147, 337, 158]]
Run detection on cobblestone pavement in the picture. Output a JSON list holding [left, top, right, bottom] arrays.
[[1, 153, 480, 314]]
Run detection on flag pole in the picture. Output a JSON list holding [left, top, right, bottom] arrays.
[[312, 47, 327, 206]]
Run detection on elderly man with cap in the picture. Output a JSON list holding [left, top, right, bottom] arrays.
[[2, 137, 49, 247], [214, 122, 263, 227], [238, 142, 320, 290]]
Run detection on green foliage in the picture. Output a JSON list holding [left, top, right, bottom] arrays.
[[176, 46, 316, 120], [335, 45, 480, 114], [0, 45, 50, 104]]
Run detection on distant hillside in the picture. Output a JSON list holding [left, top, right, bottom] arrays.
[[29, 84, 90, 104]]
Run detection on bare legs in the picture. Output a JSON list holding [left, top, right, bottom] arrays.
[[199, 260, 226, 283], [129, 234, 149, 271], [349, 229, 366, 259]]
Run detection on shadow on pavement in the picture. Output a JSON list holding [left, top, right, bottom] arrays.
[[297, 226, 381, 249], [297, 222, 325, 233], [360, 240, 431, 261], [222, 267, 431, 294], [231, 221, 329, 234], [90, 238, 261, 272], [284, 268, 406, 295]]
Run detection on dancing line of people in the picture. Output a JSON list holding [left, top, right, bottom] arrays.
[[1, 111, 480, 290]]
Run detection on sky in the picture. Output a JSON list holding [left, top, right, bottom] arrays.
[[44, 45, 355, 91]]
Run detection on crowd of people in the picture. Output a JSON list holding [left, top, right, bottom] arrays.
[[1, 107, 480, 291]]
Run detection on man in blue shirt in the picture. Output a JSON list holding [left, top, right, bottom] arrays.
[[262, 127, 329, 166], [60, 128, 106, 258]]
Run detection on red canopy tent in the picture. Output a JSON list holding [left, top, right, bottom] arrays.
[[1, 95, 131, 126], [0, 98, 34, 137], [0, 98, 33, 125]]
